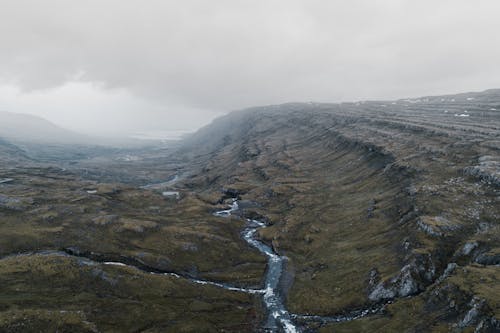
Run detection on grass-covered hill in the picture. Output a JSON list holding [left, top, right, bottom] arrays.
[[0, 89, 499, 332], [175, 89, 500, 332]]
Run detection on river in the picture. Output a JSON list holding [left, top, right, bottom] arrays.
[[215, 199, 299, 332], [1, 188, 385, 332]]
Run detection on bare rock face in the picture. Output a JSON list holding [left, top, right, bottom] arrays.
[[0, 194, 21, 210], [0, 194, 33, 211], [417, 215, 460, 238], [398, 265, 420, 297], [368, 283, 396, 301], [458, 297, 487, 328], [464, 155, 500, 187], [454, 296, 500, 332], [475, 253, 500, 266], [369, 254, 436, 302], [461, 241, 479, 256], [436, 262, 458, 284]]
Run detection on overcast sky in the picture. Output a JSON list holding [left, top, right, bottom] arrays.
[[1, 0, 499, 136]]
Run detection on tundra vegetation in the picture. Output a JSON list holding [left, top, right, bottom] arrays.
[[0, 89, 499, 332]]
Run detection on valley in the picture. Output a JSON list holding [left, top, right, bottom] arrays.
[[0, 89, 499, 332]]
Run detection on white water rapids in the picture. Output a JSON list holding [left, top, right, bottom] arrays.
[[215, 199, 299, 333]]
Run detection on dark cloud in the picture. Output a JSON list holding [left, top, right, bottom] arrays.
[[1, 0, 499, 134]]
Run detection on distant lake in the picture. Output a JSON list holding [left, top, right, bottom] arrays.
[[130, 130, 192, 141]]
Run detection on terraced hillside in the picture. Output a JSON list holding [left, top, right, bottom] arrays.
[[0, 89, 499, 332], [176, 89, 500, 332]]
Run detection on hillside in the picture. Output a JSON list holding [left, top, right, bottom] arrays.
[[175, 89, 500, 331], [0, 111, 94, 144], [0, 89, 499, 332], [0, 137, 31, 165]]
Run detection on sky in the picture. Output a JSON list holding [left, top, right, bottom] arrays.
[[1, 0, 500, 137]]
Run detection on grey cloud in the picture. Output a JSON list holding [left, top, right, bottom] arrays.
[[1, 0, 500, 134]]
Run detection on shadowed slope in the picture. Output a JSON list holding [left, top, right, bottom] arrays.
[[175, 89, 500, 332]]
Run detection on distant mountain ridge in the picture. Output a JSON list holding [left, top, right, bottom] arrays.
[[0, 111, 92, 144]]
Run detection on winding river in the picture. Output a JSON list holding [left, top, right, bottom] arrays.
[[215, 199, 298, 332], [213, 199, 388, 332], [1, 184, 387, 332]]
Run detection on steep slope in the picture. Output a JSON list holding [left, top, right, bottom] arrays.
[[1, 89, 498, 332], [175, 89, 500, 332], [0, 137, 31, 165]]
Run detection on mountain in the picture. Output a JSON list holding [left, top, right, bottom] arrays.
[[174, 89, 500, 331], [0, 89, 498, 332], [0, 111, 93, 144]]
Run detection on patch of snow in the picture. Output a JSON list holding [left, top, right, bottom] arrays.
[[86, 190, 97, 194], [454, 114, 470, 117], [466, 97, 475, 101], [162, 191, 180, 199], [103, 262, 127, 267]]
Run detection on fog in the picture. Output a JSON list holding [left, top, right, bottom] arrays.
[[1, 0, 499, 137]]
